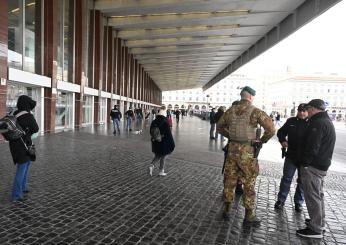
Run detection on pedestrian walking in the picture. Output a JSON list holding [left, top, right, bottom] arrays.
[[125, 108, 135, 131], [217, 86, 275, 225], [214, 107, 225, 141], [167, 109, 173, 129], [209, 108, 216, 139], [274, 103, 309, 212], [135, 107, 143, 132], [110, 105, 122, 135], [175, 109, 181, 124], [7, 95, 39, 202], [275, 113, 281, 127], [296, 99, 336, 239], [148, 106, 175, 177]]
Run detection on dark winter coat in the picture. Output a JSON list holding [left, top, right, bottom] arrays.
[[150, 115, 175, 156], [277, 116, 308, 163], [9, 95, 39, 164], [214, 110, 224, 123], [301, 111, 336, 171], [209, 111, 216, 124], [110, 109, 122, 120]]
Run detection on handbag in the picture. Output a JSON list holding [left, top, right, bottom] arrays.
[[20, 137, 36, 161]]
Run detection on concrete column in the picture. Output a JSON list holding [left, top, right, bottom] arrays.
[[74, 0, 86, 128], [43, 0, 59, 133]]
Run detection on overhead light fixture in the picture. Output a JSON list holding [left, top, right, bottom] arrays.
[[111, 10, 249, 19], [26, 2, 36, 7], [126, 24, 240, 33]]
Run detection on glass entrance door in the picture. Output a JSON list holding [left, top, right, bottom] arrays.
[[56, 91, 73, 129]]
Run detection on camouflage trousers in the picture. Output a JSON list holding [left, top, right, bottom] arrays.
[[223, 143, 259, 217]]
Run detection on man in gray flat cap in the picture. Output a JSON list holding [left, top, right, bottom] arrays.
[[296, 99, 336, 239]]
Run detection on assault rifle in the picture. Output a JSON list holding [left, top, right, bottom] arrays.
[[251, 127, 262, 158], [222, 143, 228, 174]]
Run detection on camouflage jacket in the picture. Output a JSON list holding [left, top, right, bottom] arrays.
[[217, 100, 275, 143]]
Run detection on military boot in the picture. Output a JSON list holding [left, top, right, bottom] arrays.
[[243, 209, 261, 227], [223, 202, 231, 220]]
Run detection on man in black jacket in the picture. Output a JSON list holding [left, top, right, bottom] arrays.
[[209, 108, 216, 139], [9, 95, 39, 202], [296, 99, 336, 239], [214, 107, 225, 141], [110, 105, 122, 135], [274, 103, 308, 212]]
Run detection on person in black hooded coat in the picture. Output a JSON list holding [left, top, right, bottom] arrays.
[[148, 106, 175, 176], [9, 95, 39, 202]]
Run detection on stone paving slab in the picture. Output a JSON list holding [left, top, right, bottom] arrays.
[[0, 117, 345, 244]]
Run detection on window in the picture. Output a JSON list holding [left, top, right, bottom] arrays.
[[8, 0, 23, 69], [8, 0, 42, 73], [57, 0, 75, 82], [24, 0, 39, 73]]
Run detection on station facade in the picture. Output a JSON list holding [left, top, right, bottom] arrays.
[[0, 0, 162, 136]]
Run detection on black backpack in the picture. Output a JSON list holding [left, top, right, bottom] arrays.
[[0, 111, 27, 141], [150, 120, 164, 142]]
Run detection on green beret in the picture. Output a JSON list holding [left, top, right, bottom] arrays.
[[241, 86, 256, 96]]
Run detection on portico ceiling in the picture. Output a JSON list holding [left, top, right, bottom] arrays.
[[95, 0, 341, 91]]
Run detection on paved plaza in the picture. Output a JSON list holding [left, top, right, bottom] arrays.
[[0, 116, 346, 245]]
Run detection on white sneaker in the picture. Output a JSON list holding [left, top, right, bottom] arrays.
[[149, 165, 154, 176], [158, 170, 167, 176]]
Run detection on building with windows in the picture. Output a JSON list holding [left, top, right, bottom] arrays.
[[268, 74, 346, 118], [162, 74, 265, 111], [0, 0, 161, 136]]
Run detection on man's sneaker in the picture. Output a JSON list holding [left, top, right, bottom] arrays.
[[148, 165, 154, 176], [296, 227, 323, 239], [295, 203, 303, 212], [12, 198, 24, 203], [305, 219, 326, 232], [113, 130, 116, 135], [274, 200, 284, 210], [158, 170, 167, 176]]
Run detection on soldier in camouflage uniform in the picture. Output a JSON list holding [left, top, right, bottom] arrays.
[[217, 86, 275, 226]]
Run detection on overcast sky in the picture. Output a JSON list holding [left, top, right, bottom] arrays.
[[237, 0, 346, 76]]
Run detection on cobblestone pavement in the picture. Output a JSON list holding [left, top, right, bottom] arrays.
[[0, 116, 346, 244]]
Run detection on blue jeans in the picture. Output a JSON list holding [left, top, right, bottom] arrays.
[[277, 157, 304, 204], [215, 128, 224, 141], [112, 119, 120, 131], [12, 161, 31, 201], [126, 117, 132, 130]]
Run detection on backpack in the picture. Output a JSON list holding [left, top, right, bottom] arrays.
[[0, 111, 28, 141], [150, 122, 163, 142]]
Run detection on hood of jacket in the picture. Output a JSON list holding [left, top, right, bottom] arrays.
[[17, 95, 37, 112]]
